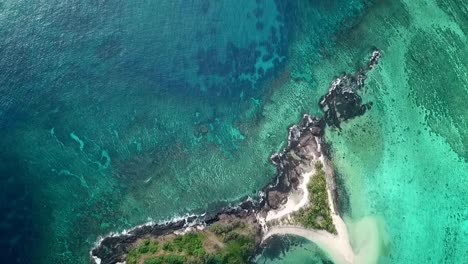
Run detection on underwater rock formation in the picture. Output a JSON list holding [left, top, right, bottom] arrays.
[[319, 49, 380, 128]]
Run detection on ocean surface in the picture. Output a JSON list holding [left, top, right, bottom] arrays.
[[0, 0, 466, 264]]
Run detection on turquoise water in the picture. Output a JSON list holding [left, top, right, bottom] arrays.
[[0, 0, 371, 263], [1, 0, 466, 263], [316, 0, 467, 263], [256, 235, 333, 264], [258, 0, 467, 263]]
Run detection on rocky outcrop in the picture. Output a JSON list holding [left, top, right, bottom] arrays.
[[91, 200, 263, 264], [319, 49, 381, 128], [265, 114, 325, 210], [91, 220, 186, 264], [266, 191, 288, 209]]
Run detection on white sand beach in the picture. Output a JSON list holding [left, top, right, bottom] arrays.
[[263, 139, 385, 264], [264, 189, 355, 264], [264, 225, 353, 264], [264, 215, 385, 264], [265, 136, 324, 222], [265, 170, 314, 222]]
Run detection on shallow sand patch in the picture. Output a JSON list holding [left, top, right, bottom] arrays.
[[265, 215, 387, 264]]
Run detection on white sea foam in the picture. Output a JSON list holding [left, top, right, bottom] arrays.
[[89, 198, 259, 263], [91, 255, 101, 264], [89, 214, 198, 263]]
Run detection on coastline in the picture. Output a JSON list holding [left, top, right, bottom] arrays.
[[263, 146, 354, 264], [90, 50, 381, 264]]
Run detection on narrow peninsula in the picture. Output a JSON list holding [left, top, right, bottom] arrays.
[[90, 50, 381, 264]]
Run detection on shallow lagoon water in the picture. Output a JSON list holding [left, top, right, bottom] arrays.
[[259, 0, 467, 263], [318, 0, 467, 263], [256, 235, 334, 264], [0, 0, 466, 263]]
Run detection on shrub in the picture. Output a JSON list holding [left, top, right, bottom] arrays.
[[222, 234, 255, 263], [162, 255, 186, 264], [163, 241, 174, 252], [205, 255, 226, 264], [169, 233, 205, 256], [143, 255, 186, 264], [209, 223, 235, 235], [137, 239, 159, 254], [126, 248, 140, 264], [144, 258, 163, 264], [223, 231, 239, 242], [292, 161, 336, 233]]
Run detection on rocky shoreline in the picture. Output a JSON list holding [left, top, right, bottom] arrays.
[[90, 203, 264, 264], [90, 49, 380, 264]]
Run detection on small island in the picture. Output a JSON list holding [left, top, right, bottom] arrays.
[[125, 215, 260, 264], [90, 50, 380, 264]]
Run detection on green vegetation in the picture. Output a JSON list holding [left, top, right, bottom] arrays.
[[209, 220, 246, 237], [208, 221, 256, 263], [127, 240, 160, 264], [218, 234, 255, 263], [143, 255, 185, 264], [163, 233, 205, 257], [293, 162, 336, 234], [126, 221, 257, 264]]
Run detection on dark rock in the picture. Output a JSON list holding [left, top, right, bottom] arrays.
[[288, 169, 300, 189], [267, 191, 288, 209], [91, 219, 188, 264], [263, 114, 328, 215], [319, 74, 361, 128], [287, 125, 301, 148], [186, 215, 198, 223], [270, 153, 283, 167], [240, 199, 255, 210], [298, 130, 314, 146], [301, 114, 324, 129], [310, 126, 323, 136], [319, 49, 380, 128], [368, 49, 381, 70], [295, 145, 310, 160]]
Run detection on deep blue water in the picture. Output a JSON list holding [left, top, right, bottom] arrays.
[[1, 1, 293, 263], [0, 0, 369, 263]]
